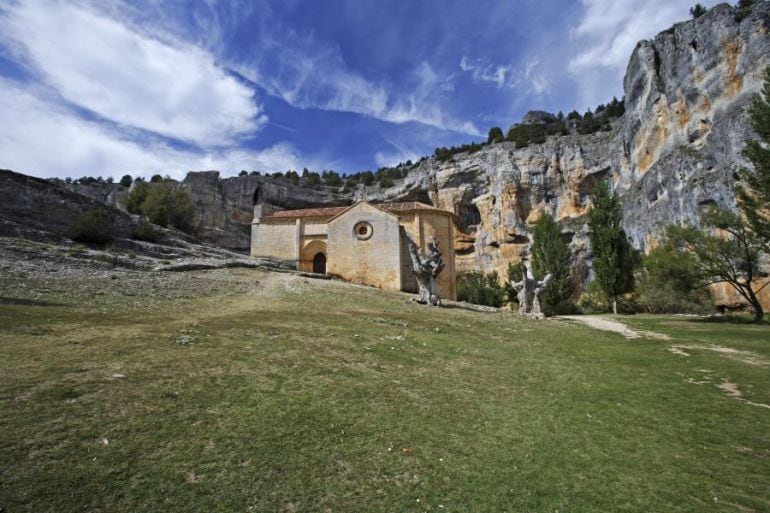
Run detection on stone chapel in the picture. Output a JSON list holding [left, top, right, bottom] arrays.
[[251, 198, 457, 300]]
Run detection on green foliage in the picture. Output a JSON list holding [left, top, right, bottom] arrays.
[[738, 65, 770, 248], [68, 208, 114, 245], [531, 214, 575, 314], [239, 170, 248, 177], [126, 180, 150, 214], [588, 182, 638, 311], [119, 175, 132, 187], [666, 205, 767, 322], [636, 245, 711, 313], [150, 174, 163, 183], [305, 172, 321, 187], [360, 171, 375, 186], [567, 110, 581, 120], [690, 3, 707, 18], [286, 170, 300, 185], [505, 261, 524, 304], [457, 271, 505, 307], [322, 170, 343, 186], [127, 181, 196, 233], [487, 126, 504, 144], [434, 142, 484, 161], [735, 0, 756, 21], [131, 219, 160, 243]]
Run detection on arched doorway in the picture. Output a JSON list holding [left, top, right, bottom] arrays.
[[312, 252, 327, 274]]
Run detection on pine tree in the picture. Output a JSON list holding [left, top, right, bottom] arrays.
[[531, 213, 574, 314], [588, 182, 637, 314], [487, 127, 504, 144], [690, 4, 707, 18]]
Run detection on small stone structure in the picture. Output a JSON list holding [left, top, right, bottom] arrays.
[[510, 257, 552, 319], [251, 199, 457, 300]]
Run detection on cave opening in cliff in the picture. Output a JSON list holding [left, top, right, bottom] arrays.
[[457, 195, 481, 234]]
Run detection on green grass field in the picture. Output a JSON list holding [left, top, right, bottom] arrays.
[[1, 268, 769, 512]]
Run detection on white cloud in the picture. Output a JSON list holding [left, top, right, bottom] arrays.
[[459, 56, 513, 89], [380, 62, 481, 136], [568, 0, 721, 107], [374, 139, 419, 168], [0, 79, 310, 180], [0, 1, 265, 147], [524, 58, 549, 94], [233, 47, 480, 136]]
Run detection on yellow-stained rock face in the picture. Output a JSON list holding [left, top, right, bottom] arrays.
[[634, 97, 671, 174], [723, 37, 744, 97], [710, 280, 770, 312]]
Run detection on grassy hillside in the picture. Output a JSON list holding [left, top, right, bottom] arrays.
[[1, 263, 769, 512]]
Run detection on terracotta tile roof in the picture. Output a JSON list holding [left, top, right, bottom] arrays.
[[263, 206, 348, 219], [262, 201, 452, 220]]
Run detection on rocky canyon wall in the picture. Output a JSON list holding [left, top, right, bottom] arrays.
[[66, 3, 770, 286]]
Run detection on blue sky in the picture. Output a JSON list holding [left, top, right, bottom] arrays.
[[0, 0, 720, 179]]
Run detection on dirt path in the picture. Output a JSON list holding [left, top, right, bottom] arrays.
[[558, 315, 670, 340]]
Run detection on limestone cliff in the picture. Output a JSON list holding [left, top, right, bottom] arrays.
[[64, 2, 769, 283]]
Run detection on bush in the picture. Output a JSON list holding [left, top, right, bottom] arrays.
[[636, 246, 712, 313], [131, 219, 160, 242], [126, 181, 196, 233], [126, 181, 150, 214], [68, 208, 114, 245], [305, 173, 321, 187], [505, 261, 523, 305], [457, 271, 505, 307], [119, 175, 133, 187]]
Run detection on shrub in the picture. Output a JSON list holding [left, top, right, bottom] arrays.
[[636, 246, 712, 314], [68, 208, 114, 245], [131, 219, 160, 243], [126, 181, 150, 214], [126, 181, 196, 233], [457, 271, 505, 307], [305, 173, 321, 187], [505, 261, 523, 305], [119, 174, 133, 187]]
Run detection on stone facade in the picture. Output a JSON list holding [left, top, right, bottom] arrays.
[[251, 200, 456, 300]]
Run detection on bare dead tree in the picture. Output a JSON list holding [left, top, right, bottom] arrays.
[[407, 236, 445, 306]]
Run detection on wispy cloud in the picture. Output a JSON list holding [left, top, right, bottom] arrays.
[[111, 0, 480, 136], [0, 0, 265, 147], [374, 138, 420, 168], [232, 44, 480, 136], [459, 56, 513, 89], [567, 0, 720, 107], [0, 78, 312, 180]]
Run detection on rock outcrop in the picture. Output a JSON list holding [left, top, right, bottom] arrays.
[[58, 3, 768, 287]]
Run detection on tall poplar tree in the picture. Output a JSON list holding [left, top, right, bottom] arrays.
[[738, 66, 770, 248], [588, 182, 637, 314]]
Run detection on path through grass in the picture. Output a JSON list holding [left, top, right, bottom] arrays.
[[1, 269, 769, 512]]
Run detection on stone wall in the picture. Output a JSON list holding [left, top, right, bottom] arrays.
[[251, 219, 298, 262], [327, 203, 402, 291]]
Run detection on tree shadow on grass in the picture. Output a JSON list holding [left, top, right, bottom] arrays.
[[0, 297, 65, 307], [687, 314, 769, 326]]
